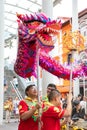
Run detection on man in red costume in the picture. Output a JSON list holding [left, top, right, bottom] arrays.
[[41, 90, 72, 130], [18, 84, 41, 130]]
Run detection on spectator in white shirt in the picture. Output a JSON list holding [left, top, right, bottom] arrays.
[[80, 96, 86, 112]]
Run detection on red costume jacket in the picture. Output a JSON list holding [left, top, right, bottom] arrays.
[[41, 102, 65, 130], [18, 97, 39, 130]]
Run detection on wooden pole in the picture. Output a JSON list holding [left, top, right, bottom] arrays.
[[83, 75, 85, 97], [36, 48, 41, 130]]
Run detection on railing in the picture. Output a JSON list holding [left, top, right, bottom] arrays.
[[10, 81, 23, 100]]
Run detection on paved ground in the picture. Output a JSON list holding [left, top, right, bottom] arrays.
[[0, 120, 18, 130]]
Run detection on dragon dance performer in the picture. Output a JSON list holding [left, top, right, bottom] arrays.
[[42, 83, 57, 103], [42, 83, 70, 129], [18, 84, 41, 130], [41, 90, 72, 130]]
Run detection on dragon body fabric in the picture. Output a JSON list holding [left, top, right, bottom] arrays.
[[14, 13, 87, 80]]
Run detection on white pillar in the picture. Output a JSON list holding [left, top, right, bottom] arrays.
[[0, 0, 4, 125], [72, 0, 79, 96], [42, 0, 60, 96], [42, 0, 53, 19], [42, 0, 53, 96], [72, 0, 78, 31], [73, 78, 79, 97]]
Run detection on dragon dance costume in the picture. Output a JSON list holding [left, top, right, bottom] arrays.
[[14, 12, 87, 80]]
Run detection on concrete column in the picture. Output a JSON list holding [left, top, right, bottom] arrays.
[[42, 0, 53, 19], [42, 0, 60, 96], [72, 0, 78, 31], [73, 78, 79, 98], [0, 0, 4, 125], [72, 0, 79, 96]]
